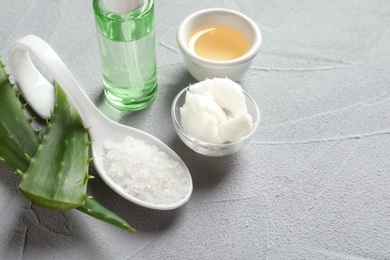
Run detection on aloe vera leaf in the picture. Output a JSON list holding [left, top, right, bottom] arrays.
[[0, 60, 39, 172], [0, 60, 135, 232], [18, 84, 91, 210], [78, 197, 136, 232]]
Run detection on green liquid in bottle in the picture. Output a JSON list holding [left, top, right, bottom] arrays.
[[93, 0, 157, 110]]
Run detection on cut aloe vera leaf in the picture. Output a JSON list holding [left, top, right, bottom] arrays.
[[18, 85, 91, 210], [0, 59, 39, 172]]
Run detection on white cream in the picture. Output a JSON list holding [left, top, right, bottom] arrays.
[[180, 78, 253, 144]]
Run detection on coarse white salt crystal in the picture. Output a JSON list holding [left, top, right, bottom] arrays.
[[103, 136, 189, 205]]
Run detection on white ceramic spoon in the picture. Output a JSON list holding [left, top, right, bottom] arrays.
[[8, 35, 193, 210]]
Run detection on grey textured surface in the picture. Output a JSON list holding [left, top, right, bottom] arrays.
[[1, 0, 390, 259]]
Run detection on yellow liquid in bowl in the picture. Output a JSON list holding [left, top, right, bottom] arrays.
[[188, 25, 250, 61]]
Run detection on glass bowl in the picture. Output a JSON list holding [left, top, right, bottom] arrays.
[[171, 86, 260, 157]]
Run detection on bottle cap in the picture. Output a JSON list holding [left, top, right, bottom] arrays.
[[100, 0, 144, 14]]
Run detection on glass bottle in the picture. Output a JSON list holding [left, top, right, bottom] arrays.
[[93, 0, 157, 110]]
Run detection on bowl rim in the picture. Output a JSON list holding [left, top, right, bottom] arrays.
[[177, 8, 262, 67], [171, 85, 260, 149]]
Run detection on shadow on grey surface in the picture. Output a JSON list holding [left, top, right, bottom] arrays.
[[1, 194, 80, 259], [167, 134, 236, 194], [187, 152, 235, 190], [163, 70, 197, 104]]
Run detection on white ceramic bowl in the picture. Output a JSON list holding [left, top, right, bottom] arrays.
[[177, 8, 262, 81], [171, 86, 260, 157]]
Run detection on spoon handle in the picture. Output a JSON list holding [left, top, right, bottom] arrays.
[[8, 35, 102, 129]]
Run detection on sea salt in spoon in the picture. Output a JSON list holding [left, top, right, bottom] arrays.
[[8, 35, 193, 210]]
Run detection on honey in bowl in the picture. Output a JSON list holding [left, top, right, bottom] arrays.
[[188, 25, 250, 61]]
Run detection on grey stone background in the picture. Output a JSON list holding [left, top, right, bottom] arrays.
[[0, 0, 389, 259]]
